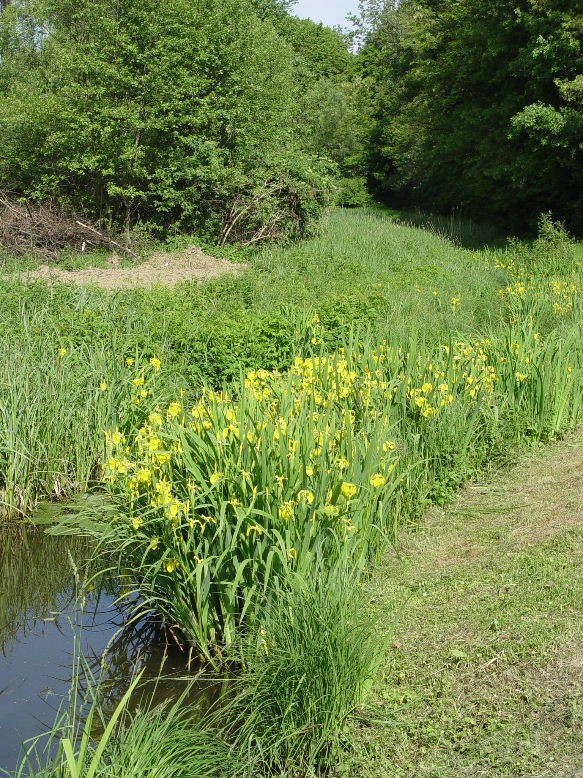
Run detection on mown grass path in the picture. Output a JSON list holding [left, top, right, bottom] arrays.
[[345, 433, 583, 778]]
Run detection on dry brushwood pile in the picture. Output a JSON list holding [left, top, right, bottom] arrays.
[[0, 195, 137, 262], [0, 195, 248, 289]]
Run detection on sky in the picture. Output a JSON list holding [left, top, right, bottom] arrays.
[[293, 0, 357, 29]]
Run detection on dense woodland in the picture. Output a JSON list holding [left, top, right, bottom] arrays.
[[357, 0, 583, 233], [0, 0, 581, 243]]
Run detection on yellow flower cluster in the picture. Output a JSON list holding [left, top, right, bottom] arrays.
[[244, 341, 496, 423], [498, 282, 526, 297], [491, 255, 517, 273], [103, 350, 414, 566], [549, 280, 578, 316], [103, 335, 518, 571], [493, 255, 580, 319]]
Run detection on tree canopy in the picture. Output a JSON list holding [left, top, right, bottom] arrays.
[[0, 0, 339, 241], [359, 0, 583, 233], [0, 0, 580, 239]]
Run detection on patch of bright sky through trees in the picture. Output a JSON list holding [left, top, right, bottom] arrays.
[[294, 0, 356, 29]]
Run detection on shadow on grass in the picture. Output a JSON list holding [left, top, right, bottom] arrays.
[[355, 204, 506, 250]]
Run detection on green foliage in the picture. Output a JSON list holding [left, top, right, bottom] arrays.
[[0, 0, 333, 242], [1, 209, 581, 519], [276, 14, 354, 85], [270, 14, 372, 197], [335, 177, 373, 207], [507, 213, 581, 276], [232, 569, 382, 774], [296, 78, 372, 178], [251, 0, 298, 23], [360, 0, 583, 234], [14, 668, 236, 778]]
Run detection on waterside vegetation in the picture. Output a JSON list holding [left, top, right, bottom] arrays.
[[1, 208, 579, 776], [0, 0, 581, 774]]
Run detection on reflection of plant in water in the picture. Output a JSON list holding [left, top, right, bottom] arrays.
[[82, 612, 223, 730], [15, 653, 235, 778], [0, 520, 218, 750], [0, 526, 90, 651]]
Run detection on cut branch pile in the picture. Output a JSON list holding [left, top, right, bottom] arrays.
[[218, 178, 302, 247], [0, 195, 137, 261]]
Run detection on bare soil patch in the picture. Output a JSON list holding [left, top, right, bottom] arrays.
[[6, 245, 248, 289]]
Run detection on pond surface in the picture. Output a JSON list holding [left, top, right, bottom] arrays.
[[0, 523, 203, 772]]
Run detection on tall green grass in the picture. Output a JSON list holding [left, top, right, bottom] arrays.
[[59, 307, 582, 663], [230, 568, 382, 775], [0, 321, 182, 518], [1, 209, 580, 519], [3, 209, 582, 777], [10, 670, 236, 778]]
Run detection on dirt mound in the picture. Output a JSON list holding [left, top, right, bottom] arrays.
[[8, 246, 248, 289]]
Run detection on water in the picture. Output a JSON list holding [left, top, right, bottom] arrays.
[[0, 523, 206, 772]]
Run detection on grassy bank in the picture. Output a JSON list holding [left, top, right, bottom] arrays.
[[343, 431, 583, 778], [1, 208, 581, 519]]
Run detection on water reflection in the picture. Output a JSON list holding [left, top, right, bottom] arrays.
[[0, 523, 87, 651], [0, 524, 215, 772]]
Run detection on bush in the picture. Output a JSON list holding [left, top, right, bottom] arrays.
[[506, 213, 580, 276], [0, 0, 334, 243], [335, 176, 373, 207]]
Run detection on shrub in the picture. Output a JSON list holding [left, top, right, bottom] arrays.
[[0, 0, 334, 243], [506, 213, 580, 277], [335, 177, 373, 208]]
